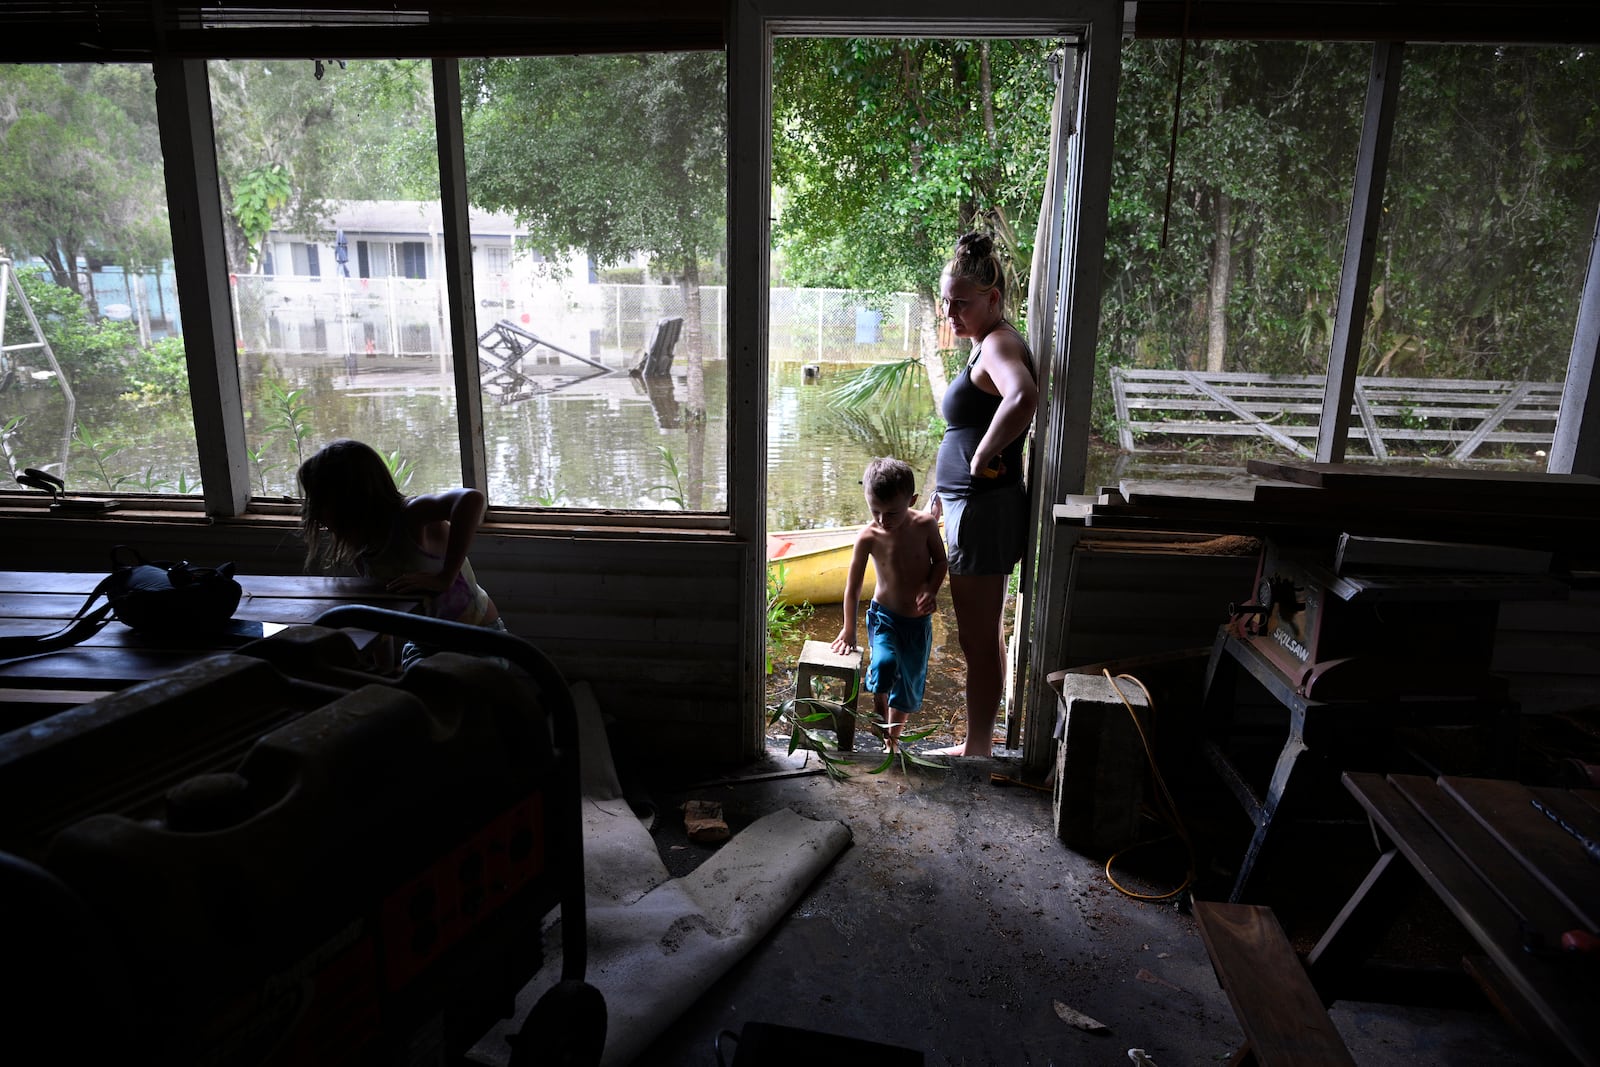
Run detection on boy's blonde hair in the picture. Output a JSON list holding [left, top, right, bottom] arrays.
[[863, 456, 916, 503]]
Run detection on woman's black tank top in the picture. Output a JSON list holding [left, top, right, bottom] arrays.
[[934, 325, 1034, 496]]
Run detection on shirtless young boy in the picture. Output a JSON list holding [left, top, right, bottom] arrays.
[[831, 457, 949, 751]]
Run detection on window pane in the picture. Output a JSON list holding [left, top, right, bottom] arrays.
[[209, 58, 463, 498], [0, 63, 201, 497], [1371, 45, 1600, 467], [1094, 41, 1366, 482], [461, 52, 729, 511]]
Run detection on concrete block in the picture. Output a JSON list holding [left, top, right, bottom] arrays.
[[1052, 672, 1152, 857]]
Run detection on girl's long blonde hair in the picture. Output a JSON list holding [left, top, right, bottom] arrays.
[[297, 438, 406, 570]]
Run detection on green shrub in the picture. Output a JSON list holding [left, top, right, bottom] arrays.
[[124, 336, 190, 397], [4, 268, 138, 383]]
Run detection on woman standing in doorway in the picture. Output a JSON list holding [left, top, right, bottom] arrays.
[[928, 232, 1038, 758]]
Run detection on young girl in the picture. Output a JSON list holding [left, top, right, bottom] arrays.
[[297, 439, 503, 656]]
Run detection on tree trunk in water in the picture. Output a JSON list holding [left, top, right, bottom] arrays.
[[685, 411, 706, 511], [1205, 191, 1233, 373], [680, 256, 705, 422]]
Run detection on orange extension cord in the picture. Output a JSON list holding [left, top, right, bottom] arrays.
[[1099, 668, 1197, 902]]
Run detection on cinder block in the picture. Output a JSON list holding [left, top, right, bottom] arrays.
[[1051, 672, 1152, 856]]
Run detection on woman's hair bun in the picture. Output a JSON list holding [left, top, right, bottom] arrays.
[[956, 232, 993, 258]]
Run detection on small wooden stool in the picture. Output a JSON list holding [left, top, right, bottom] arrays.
[[793, 640, 863, 751]]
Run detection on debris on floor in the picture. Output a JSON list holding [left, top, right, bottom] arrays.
[[682, 799, 730, 843], [1053, 1001, 1110, 1033]]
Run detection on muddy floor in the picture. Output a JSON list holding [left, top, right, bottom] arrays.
[[629, 744, 1547, 1067]]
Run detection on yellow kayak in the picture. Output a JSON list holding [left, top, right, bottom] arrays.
[[766, 526, 874, 606]]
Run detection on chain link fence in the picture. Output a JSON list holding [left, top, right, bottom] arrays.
[[229, 275, 931, 366]]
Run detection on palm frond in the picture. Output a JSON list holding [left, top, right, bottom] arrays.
[[826, 358, 924, 412]]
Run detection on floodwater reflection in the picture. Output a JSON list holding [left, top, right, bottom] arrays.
[[4, 355, 943, 528]]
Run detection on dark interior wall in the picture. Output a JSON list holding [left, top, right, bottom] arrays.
[[0, 511, 757, 764]]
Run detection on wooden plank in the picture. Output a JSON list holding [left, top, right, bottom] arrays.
[[1462, 954, 1562, 1048], [1194, 901, 1357, 1067], [1109, 369, 1563, 459], [1117, 479, 1261, 505], [1344, 772, 1600, 1065], [1453, 381, 1535, 460], [1245, 460, 1600, 501], [0, 572, 412, 601], [1352, 382, 1390, 460], [0, 687, 118, 703], [1390, 776, 1589, 947], [1438, 776, 1600, 932], [1334, 535, 1553, 575], [1250, 482, 1600, 523], [1112, 366, 1137, 452], [0, 647, 235, 686], [1115, 367, 1565, 400], [1121, 397, 1558, 422]]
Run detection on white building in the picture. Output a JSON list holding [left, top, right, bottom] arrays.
[[247, 199, 604, 359]]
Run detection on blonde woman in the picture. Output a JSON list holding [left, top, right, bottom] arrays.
[[927, 233, 1038, 758]]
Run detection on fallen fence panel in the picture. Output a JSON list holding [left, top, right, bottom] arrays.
[[1110, 368, 1562, 461]]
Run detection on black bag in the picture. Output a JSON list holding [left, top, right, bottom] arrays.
[[0, 546, 243, 662], [102, 546, 242, 635]]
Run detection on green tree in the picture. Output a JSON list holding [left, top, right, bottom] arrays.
[[1098, 39, 1600, 443], [771, 39, 1060, 314], [206, 59, 437, 273], [0, 64, 170, 295], [1377, 46, 1600, 382], [460, 52, 726, 416], [1101, 40, 1365, 383]]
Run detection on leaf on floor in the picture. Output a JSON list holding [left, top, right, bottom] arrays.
[[1052, 1000, 1109, 1033]]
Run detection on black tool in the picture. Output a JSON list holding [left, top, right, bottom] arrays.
[[15, 467, 64, 500], [1531, 797, 1600, 864]]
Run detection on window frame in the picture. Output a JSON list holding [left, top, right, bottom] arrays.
[[10, 2, 1598, 530], [150, 40, 737, 525]]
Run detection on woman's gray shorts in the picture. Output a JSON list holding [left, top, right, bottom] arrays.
[[942, 484, 1028, 576]]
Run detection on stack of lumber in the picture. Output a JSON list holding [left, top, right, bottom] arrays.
[[1060, 460, 1600, 565]]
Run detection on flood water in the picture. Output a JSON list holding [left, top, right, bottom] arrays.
[[6, 350, 1133, 752], [7, 353, 943, 516]]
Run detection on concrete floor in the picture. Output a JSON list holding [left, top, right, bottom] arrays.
[[621, 744, 1548, 1067]]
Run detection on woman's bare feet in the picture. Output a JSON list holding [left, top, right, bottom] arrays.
[[927, 732, 1004, 758], [926, 743, 991, 758]]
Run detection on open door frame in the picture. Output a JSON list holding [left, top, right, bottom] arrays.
[[732, 1, 1122, 768]]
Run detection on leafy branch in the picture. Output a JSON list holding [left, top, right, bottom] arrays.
[[71, 423, 132, 491], [263, 380, 315, 470], [233, 163, 292, 269], [382, 449, 416, 490], [647, 444, 687, 509], [767, 696, 855, 781]]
